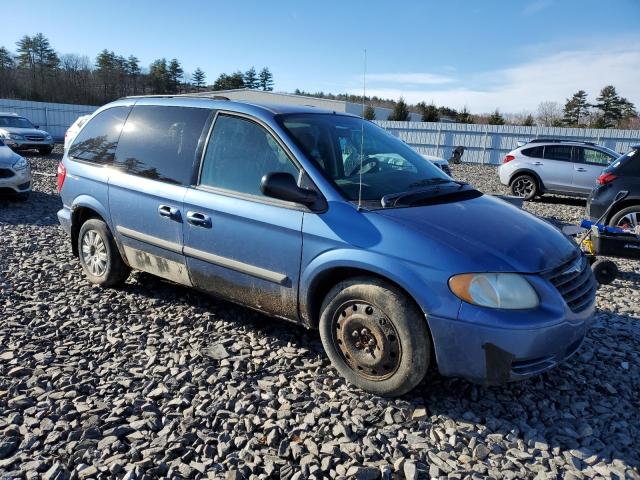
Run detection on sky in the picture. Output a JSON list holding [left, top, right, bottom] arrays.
[[2, 0, 639, 113]]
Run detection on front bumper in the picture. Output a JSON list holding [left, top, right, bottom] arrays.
[[5, 138, 54, 150], [0, 165, 32, 193]]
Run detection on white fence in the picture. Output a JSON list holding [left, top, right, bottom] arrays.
[[0, 99, 98, 140], [377, 121, 640, 165]]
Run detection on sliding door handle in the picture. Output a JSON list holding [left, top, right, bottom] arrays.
[[158, 205, 181, 221], [187, 211, 212, 228]]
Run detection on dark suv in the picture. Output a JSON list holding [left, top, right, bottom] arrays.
[[587, 145, 640, 227]]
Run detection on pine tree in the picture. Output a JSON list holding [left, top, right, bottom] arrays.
[[168, 58, 184, 93], [127, 55, 140, 94], [244, 66, 258, 89], [563, 90, 590, 126], [418, 102, 439, 122], [149, 58, 169, 94], [595, 85, 624, 128], [259, 67, 273, 91], [192, 68, 206, 91], [388, 98, 410, 121], [0, 47, 13, 70], [522, 114, 535, 126], [363, 104, 376, 120], [213, 71, 245, 91], [488, 109, 505, 125]]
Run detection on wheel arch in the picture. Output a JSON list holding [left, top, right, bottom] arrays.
[[70, 196, 112, 257], [605, 198, 640, 225], [508, 168, 545, 191]]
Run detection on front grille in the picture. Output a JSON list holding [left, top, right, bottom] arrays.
[[0, 168, 14, 178], [441, 164, 452, 176], [544, 253, 596, 313], [25, 135, 45, 141]]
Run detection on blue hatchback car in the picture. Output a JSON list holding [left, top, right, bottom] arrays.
[[57, 96, 596, 396]]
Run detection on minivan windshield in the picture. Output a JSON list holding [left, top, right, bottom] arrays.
[[279, 113, 451, 202], [0, 116, 35, 129]]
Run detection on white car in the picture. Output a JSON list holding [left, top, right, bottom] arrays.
[[64, 114, 91, 150], [498, 139, 619, 200], [0, 138, 31, 200]]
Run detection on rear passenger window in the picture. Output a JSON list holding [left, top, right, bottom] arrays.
[[199, 115, 299, 197], [543, 145, 572, 162], [521, 146, 543, 158], [580, 148, 614, 166], [69, 107, 130, 164], [114, 106, 211, 185]]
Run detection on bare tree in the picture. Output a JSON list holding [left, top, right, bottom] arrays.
[[536, 101, 563, 127]]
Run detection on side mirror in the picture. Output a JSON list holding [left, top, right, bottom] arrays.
[[261, 172, 322, 210], [34, 125, 40, 129]]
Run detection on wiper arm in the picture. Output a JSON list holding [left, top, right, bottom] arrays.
[[380, 180, 469, 208]]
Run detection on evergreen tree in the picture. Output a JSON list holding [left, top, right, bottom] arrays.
[[456, 106, 473, 124], [191, 68, 206, 91], [16, 33, 58, 70], [149, 58, 169, 93], [563, 90, 590, 126], [522, 114, 535, 126], [127, 55, 141, 93], [259, 67, 273, 91], [363, 104, 376, 120], [418, 102, 439, 122], [244, 66, 258, 89], [168, 58, 184, 93], [388, 97, 410, 121], [488, 109, 505, 125], [0, 47, 13, 70], [595, 85, 624, 128], [213, 71, 245, 91]]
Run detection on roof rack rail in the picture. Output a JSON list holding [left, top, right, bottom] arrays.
[[528, 138, 597, 146]]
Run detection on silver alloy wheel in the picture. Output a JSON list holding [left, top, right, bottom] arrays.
[[616, 211, 640, 229], [81, 230, 108, 277], [512, 177, 535, 197]]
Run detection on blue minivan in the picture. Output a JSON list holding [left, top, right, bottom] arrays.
[[57, 96, 596, 396]]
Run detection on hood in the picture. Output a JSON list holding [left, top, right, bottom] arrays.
[[0, 126, 50, 136], [374, 193, 577, 273], [422, 154, 447, 166], [0, 145, 21, 166]]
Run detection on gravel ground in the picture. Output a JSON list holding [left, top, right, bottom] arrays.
[[1, 149, 639, 480]]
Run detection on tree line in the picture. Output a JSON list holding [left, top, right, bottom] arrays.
[[298, 87, 639, 129], [0, 33, 275, 105]]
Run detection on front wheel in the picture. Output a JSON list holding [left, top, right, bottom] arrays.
[[510, 174, 538, 200], [78, 218, 130, 287], [319, 277, 430, 397]]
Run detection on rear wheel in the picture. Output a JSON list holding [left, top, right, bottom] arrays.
[[592, 259, 618, 285], [78, 219, 130, 287], [319, 277, 430, 397], [510, 174, 538, 200], [609, 205, 640, 230]]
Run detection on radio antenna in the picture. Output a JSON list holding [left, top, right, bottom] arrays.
[[357, 48, 367, 210]]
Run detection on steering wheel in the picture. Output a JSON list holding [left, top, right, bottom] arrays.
[[348, 157, 379, 176]]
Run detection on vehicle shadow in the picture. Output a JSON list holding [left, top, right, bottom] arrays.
[[114, 272, 640, 471], [531, 195, 587, 208], [0, 190, 62, 226]]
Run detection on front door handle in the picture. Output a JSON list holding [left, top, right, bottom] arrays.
[[158, 204, 181, 221], [575, 167, 587, 172], [534, 162, 543, 166], [187, 211, 212, 228]]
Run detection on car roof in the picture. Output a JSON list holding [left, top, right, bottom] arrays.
[[120, 94, 360, 118], [0, 112, 20, 117], [523, 138, 603, 148]]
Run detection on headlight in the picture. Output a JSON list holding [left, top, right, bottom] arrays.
[[12, 156, 28, 170], [9, 134, 24, 140], [449, 273, 539, 309], [45, 134, 52, 140]]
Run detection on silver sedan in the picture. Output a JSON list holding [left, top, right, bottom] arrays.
[[0, 139, 32, 200]]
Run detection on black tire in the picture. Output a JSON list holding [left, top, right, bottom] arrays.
[[38, 147, 53, 155], [14, 192, 29, 201], [608, 205, 640, 229], [319, 277, 430, 397], [592, 259, 618, 285], [78, 218, 130, 287], [510, 174, 539, 200]]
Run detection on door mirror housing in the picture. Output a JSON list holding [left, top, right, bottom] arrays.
[[34, 125, 39, 129], [261, 172, 324, 210]]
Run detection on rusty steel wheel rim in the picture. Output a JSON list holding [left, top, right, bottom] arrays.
[[332, 300, 401, 381]]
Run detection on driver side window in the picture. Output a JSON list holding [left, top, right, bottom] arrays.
[[581, 148, 613, 166]]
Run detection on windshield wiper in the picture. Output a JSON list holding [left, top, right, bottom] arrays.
[[381, 180, 469, 208]]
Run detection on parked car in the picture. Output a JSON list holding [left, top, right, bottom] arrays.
[[57, 97, 596, 396], [587, 145, 640, 227], [499, 139, 619, 200], [0, 138, 31, 200], [0, 112, 55, 155], [64, 114, 91, 150], [422, 154, 452, 176]]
